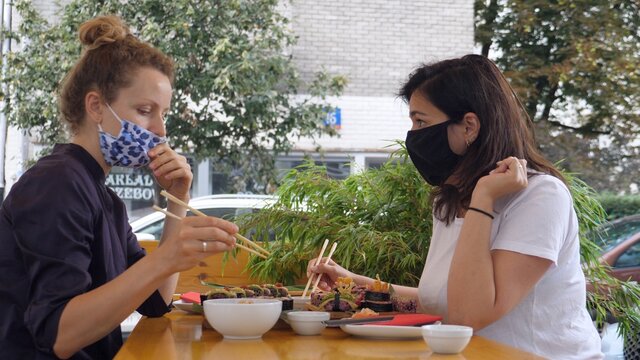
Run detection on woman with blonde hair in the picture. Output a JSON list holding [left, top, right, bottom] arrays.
[[0, 15, 238, 358]]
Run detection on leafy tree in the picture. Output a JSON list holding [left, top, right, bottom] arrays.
[[475, 0, 640, 193], [3, 0, 346, 192]]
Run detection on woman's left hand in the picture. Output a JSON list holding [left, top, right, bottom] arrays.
[[473, 156, 528, 203], [148, 144, 192, 200]]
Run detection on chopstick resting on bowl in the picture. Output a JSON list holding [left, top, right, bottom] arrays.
[[156, 191, 270, 259]]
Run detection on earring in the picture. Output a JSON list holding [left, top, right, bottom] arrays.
[[465, 138, 470, 148]]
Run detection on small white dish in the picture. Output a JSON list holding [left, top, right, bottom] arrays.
[[287, 311, 330, 336], [421, 324, 473, 354], [173, 300, 201, 314], [340, 324, 423, 339]]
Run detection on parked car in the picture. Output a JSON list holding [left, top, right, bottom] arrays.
[[131, 194, 277, 240], [588, 214, 640, 283], [586, 214, 640, 359]]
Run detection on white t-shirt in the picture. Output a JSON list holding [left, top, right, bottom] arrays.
[[417, 173, 603, 359]]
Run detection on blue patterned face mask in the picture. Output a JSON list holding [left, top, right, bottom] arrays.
[[98, 104, 167, 168]]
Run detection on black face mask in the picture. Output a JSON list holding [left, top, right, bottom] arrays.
[[406, 119, 461, 186]]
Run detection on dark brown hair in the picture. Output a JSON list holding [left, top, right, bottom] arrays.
[[59, 15, 174, 133], [399, 54, 564, 224]]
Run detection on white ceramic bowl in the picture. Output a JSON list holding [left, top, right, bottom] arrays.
[[287, 311, 330, 336], [203, 298, 282, 340], [421, 324, 473, 354]]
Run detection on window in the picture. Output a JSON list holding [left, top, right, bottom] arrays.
[[365, 156, 395, 170], [276, 156, 351, 180], [614, 241, 640, 268], [590, 218, 640, 253]]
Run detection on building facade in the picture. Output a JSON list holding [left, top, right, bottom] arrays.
[[205, 0, 475, 196], [3, 0, 474, 209]]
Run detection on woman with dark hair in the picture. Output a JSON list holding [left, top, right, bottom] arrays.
[[308, 55, 602, 359], [0, 16, 238, 359]]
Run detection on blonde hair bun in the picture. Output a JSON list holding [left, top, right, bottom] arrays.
[[79, 15, 131, 51]]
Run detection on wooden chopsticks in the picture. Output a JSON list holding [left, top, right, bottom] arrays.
[[301, 239, 329, 298], [311, 241, 338, 294], [301, 239, 338, 298], [155, 190, 271, 259]]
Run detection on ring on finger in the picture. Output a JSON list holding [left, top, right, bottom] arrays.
[[202, 241, 207, 252]]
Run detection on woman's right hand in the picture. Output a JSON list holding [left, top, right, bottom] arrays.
[[306, 258, 353, 291], [157, 215, 238, 273], [473, 156, 528, 205]]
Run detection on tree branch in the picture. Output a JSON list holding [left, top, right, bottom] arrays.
[[545, 120, 609, 135], [540, 82, 559, 123], [475, 0, 499, 57]]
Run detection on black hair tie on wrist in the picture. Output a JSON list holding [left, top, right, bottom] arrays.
[[467, 207, 495, 219]]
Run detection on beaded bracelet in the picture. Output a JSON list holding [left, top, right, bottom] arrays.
[[467, 207, 495, 220]]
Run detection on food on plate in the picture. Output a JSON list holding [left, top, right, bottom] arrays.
[[241, 288, 256, 297], [280, 297, 294, 311], [309, 277, 366, 312], [201, 283, 293, 311], [305, 276, 418, 315], [246, 284, 266, 297], [369, 276, 390, 293], [228, 287, 247, 298], [275, 284, 289, 297], [263, 284, 278, 297], [206, 288, 238, 299], [351, 308, 379, 319], [362, 276, 393, 312]]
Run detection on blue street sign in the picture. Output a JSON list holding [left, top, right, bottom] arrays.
[[324, 107, 341, 129]]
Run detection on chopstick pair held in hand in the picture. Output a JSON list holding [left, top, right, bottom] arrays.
[[302, 239, 338, 298], [154, 191, 270, 259]]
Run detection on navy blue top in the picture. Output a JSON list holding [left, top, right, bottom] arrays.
[[0, 144, 169, 359]]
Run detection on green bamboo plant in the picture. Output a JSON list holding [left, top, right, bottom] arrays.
[[237, 144, 640, 337], [569, 173, 640, 338]]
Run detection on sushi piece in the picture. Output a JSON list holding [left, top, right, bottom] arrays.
[[206, 288, 237, 299], [280, 297, 294, 311], [352, 285, 367, 302], [310, 290, 326, 307], [362, 299, 393, 312], [365, 290, 390, 302], [263, 284, 279, 297], [365, 276, 390, 301], [226, 287, 247, 298], [275, 286, 289, 298], [239, 285, 256, 298], [362, 276, 392, 311], [246, 284, 265, 297]]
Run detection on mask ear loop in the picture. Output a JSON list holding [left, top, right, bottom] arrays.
[[105, 103, 124, 127], [97, 103, 125, 138]]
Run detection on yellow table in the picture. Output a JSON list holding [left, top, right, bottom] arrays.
[[115, 310, 545, 359]]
